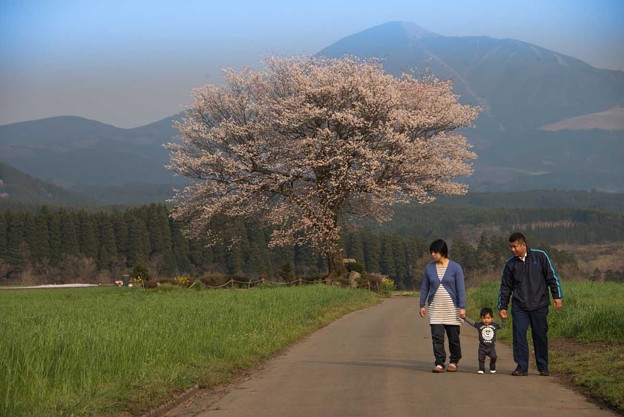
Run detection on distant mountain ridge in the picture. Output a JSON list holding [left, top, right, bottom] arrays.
[[0, 162, 95, 207], [0, 21, 622, 198], [319, 22, 624, 130], [0, 115, 183, 187]]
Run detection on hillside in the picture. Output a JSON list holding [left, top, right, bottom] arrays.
[[0, 162, 95, 207], [1, 21, 623, 196], [319, 22, 624, 192]]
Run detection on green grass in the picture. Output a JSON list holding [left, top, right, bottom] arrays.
[[0, 285, 379, 417], [466, 280, 624, 412]]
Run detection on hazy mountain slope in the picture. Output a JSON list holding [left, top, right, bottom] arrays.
[[319, 22, 624, 130], [0, 115, 183, 187], [319, 21, 624, 192], [540, 107, 624, 131], [1, 21, 622, 195], [0, 162, 95, 207]]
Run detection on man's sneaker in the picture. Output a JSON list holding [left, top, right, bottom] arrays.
[[511, 368, 528, 376], [490, 370, 497, 374], [432, 364, 445, 373], [477, 370, 485, 374], [447, 363, 458, 372], [539, 370, 550, 376]]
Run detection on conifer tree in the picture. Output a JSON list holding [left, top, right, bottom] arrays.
[[77, 210, 98, 260], [59, 209, 80, 257]]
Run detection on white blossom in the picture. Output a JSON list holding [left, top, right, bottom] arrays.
[[166, 56, 480, 277]]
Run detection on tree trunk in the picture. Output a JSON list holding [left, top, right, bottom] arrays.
[[326, 249, 347, 284]]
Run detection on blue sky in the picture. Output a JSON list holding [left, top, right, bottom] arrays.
[[1, 0, 623, 128]]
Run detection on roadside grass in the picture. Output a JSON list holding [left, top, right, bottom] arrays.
[[466, 280, 624, 412], [0, 285, 379, 417]]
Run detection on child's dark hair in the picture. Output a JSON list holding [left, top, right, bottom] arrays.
[[480, 307, 494, 318]]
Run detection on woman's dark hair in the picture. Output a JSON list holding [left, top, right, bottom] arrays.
[[480, 307, 494, 318], [429, 239, 448, 258]]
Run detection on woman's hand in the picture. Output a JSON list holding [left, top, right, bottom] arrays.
[[419, 307, 426, 318], [459, 308, 466, 319]]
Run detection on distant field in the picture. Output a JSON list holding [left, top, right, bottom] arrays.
[[0, 285, 379, 417], [467, 280, 624, 412]]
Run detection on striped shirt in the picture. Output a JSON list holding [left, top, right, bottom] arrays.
[[428, 264, 462, 325]]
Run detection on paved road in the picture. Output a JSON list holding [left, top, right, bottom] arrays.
[[164, 297, 618, 417]]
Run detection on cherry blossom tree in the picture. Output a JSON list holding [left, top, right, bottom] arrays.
[[166, 56, 480, 281]]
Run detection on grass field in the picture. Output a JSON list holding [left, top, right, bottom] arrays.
[[0, 285, 379, 417], [466, 280, 624, 412]]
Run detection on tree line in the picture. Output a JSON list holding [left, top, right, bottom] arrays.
[[378, 204, 624, 245], [0, 204, 597, 289]]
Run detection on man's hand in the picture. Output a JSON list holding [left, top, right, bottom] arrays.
[[499, 309, 508, 320], [553, 299, 563, 310], [419, 307, 426, 318]]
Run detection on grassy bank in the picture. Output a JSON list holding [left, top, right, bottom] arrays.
[[466, 281, 624, 412], [0, 285, 379, 417]]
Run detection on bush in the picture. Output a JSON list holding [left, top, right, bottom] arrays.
[[379, 277, 395, 297]]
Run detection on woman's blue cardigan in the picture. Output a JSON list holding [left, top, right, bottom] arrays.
[[419, 260, 466, 309]]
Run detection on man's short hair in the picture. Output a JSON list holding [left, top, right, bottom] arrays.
[[509, 232, 527, 245]]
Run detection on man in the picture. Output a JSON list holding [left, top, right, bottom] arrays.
[[498, 232, 563, 376]]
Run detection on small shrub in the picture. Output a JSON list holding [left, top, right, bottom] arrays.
[[380, 277, 395, 297], [173, 276, 191, 287], [200, 273, 231, 288], [346, 261, 365, 274]]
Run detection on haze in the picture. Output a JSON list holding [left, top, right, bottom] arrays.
[[1, 0, 622, 128]]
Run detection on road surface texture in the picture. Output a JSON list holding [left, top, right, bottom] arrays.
[[163, 296, 618, 417]]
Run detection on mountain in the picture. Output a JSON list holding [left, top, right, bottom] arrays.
[[0, 115, 183, 187], [319, 21, 624, 130], [1, 21, 623, 198], [318, 21, 624, 192], [0, 162, 95, 207], [540, 107, 624, 131]]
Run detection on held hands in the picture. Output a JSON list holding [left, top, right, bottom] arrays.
[[499, 309, 508, 320]]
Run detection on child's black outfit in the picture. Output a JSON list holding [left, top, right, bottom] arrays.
[[464, 316, 505, 373]]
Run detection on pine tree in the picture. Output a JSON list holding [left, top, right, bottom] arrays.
[[47, 209, 63, 266], [77, 210, 98, 260], [97, 213, 118, 271], [126, 212, 150, 266], [59, 209, 79, 257], [111, 211, 129, 263], [32, 208, 51, 262], [5, 210, 26, 278], [363, 231, 381, 274]]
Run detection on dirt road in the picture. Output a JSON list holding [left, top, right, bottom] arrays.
[[164, 296, 618, 417]]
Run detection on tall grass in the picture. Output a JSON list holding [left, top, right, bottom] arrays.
[[0, 285, 378, 417], [467, 280, 624, 343], [467, 280, 624, 411]]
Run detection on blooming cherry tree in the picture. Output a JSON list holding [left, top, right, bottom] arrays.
[[167, 56, 480, 280]]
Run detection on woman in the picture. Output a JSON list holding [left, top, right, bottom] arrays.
[[419, 239, 466, 373]]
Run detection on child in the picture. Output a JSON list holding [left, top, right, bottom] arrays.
[[463, 307, 505, 374]]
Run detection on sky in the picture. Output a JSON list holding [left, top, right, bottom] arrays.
[[1, 0, 623, 128]]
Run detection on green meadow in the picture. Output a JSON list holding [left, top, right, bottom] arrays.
[[467, 281, 624, 412], [0, 285, 379, 417]]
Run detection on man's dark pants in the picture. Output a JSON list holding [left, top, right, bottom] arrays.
[[511, 305, 549, 372]]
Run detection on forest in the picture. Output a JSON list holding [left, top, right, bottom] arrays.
[[1, 200, 622, 289]]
